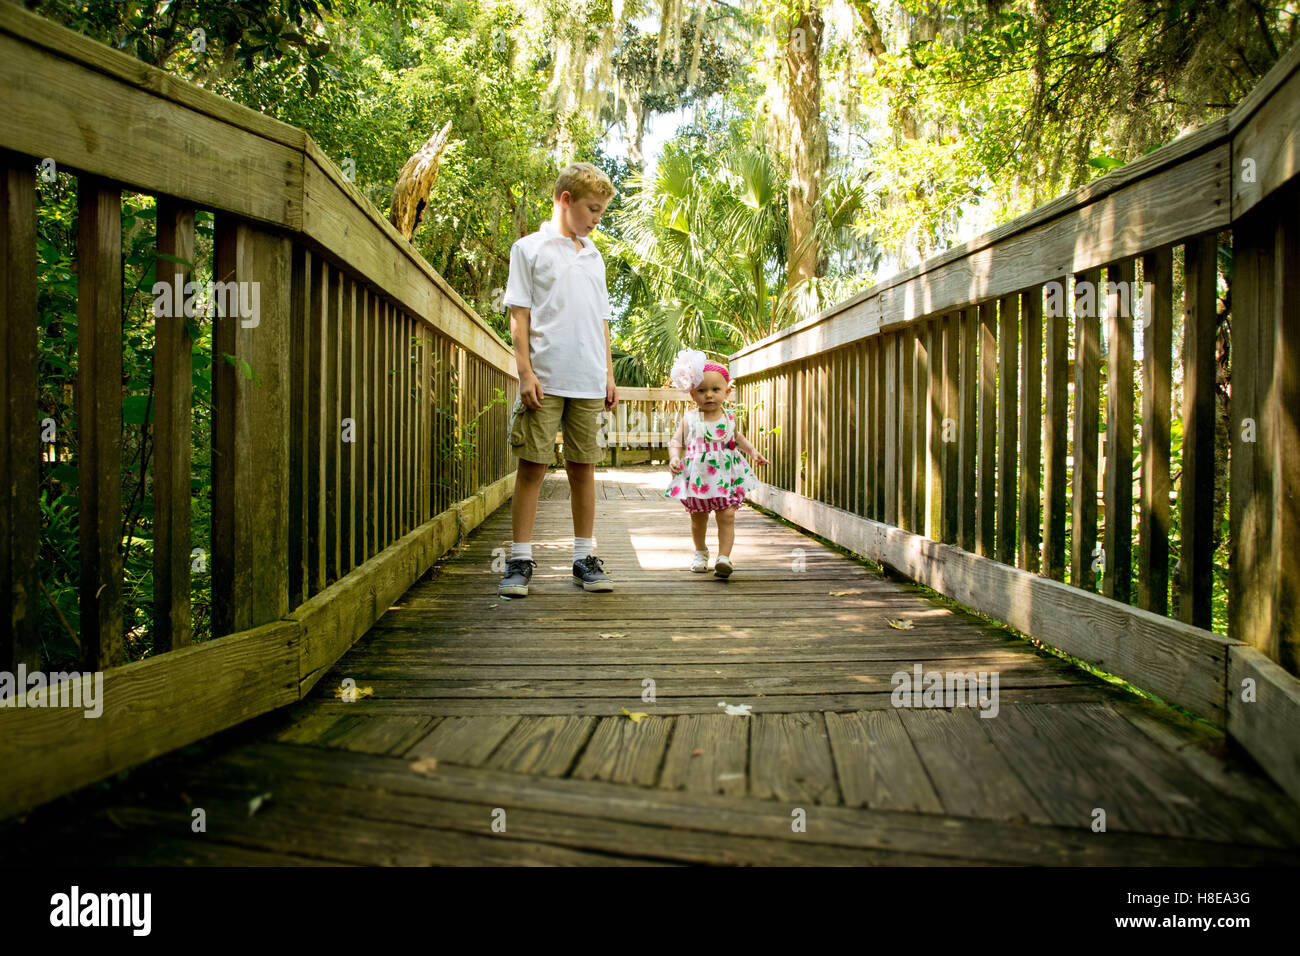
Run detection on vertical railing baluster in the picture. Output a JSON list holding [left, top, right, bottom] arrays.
[[1139, 249, 1173, 615], [1071, 268, 1101, 590], [1043, 277, 1069, 581], [977, 301, 997, 557], [153, 199, 195, 652], [1103, 259, 1136, 602], [1180, 235, 1218, 627], [1018, 288, 1042, 572], [997, 293, 1019, 564], [1, 154, 40, 672], [77, 177, 125, 665]]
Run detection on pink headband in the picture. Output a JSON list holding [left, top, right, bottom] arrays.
[[703, 362, 730, 383]]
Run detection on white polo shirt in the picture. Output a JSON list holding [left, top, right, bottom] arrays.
[[502, 218, 612, 399]]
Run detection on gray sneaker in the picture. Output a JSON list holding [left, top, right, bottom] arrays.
[[498, 558, 536, 597], [572, 555, 613, 592]]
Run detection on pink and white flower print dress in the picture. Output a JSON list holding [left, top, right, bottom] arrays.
[[665, 408, 760, 513]]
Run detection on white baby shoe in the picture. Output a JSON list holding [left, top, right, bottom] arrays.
[[714, 555, 734, 578], [691, 550, 710, 573]]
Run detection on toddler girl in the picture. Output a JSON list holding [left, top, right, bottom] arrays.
[[663, 348, 770, 577]]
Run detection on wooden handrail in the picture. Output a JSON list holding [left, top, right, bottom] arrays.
[[731, 40, 1300, 803], [0, 5, 519, 817]]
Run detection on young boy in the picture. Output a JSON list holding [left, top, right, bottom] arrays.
[[498, 162, 618, 597]]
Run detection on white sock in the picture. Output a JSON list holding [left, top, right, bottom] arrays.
[[694, 548, 709, 558], [574, 537, 594, 562], [510, 542, 533, 561]]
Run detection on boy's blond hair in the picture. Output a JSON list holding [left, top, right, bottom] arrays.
[[553, 162, 615, 204]]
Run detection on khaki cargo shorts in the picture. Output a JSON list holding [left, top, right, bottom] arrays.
[[508, 394, 607, 464]]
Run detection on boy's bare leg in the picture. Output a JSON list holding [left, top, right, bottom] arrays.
[[716, 507, 737, 556], [690, 511, 709, 550], [565, 460, 596, 539], [510, 459, 549, 543]]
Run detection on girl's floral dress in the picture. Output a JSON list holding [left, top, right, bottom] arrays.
[[664, 408, 760, 512]]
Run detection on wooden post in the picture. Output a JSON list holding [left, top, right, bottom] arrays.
[[211, 217, 290, 635], [1103, 260, 1135, 603], [977, 301, 997, 557], [1229, 213, 1274, 651], [1139, 249, 1172, 615], [1018, 288, 1043, 572], [340, 275, 356, 572], [996, 293, 1019, 565], [1043, 277, 1069, 581], [1071, 269, 1101, 591], [1269, 185, 1300, 674], [1180, 235, 1217, 628], [77, 178, 125, 667], [0, 155, 39, 672], [152, 199, 195, 651]]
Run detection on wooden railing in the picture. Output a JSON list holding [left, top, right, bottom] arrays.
[[0, 4, 516, 817], [733, 42, 1300, 804]]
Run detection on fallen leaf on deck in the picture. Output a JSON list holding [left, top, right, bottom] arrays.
[[409, 758, 439, 774], [621, 707, 649, 723], [247, 792, 272, 817], [829, 589, 864, 596], [334, 683, 374, 700], [886, 619, 915, 629], [716, 701, 753, 716], [691, 748, 705, 757], [717, 772, 744, 781], [600, 632, 628, 639]]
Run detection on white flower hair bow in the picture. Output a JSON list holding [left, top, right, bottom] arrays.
[[669, 348, 707, 393]]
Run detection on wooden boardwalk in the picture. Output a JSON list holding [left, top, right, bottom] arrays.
[[6, 466, 1300, 866]]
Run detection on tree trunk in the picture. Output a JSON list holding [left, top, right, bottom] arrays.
[[786, 3, 827, 290]]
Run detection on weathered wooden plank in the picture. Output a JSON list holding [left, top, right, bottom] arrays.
[[324, 715, 436, 756], [825, 710, 942, 813], [1231, 41, 1300, 218], [1103, 260, 1136, 603], [1180, 235, 1218, 628], [1227, 646, 1300, 804], [77, 177, 124, 667], [899, 327, 915, 530], [0, 154, 39, 671], [303, 685, 1119, 719], [996, 293, 1019, 564], [571, 715, 671, 785], [0, 620, 300, 820], [212, 218, 291, 633], [1018, 288, 1042, 572], [484, 715, 596, 776], [207, 740, 1295, 865], [1139, 249, 1173, 614], [404, 714, 519, 764], [1071, 269, 1101, 591], [750, 712, 839, 804], [658, 713, 750, 796], [899, 707, 1050, 824], [1042, 278, 1069, 580]]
